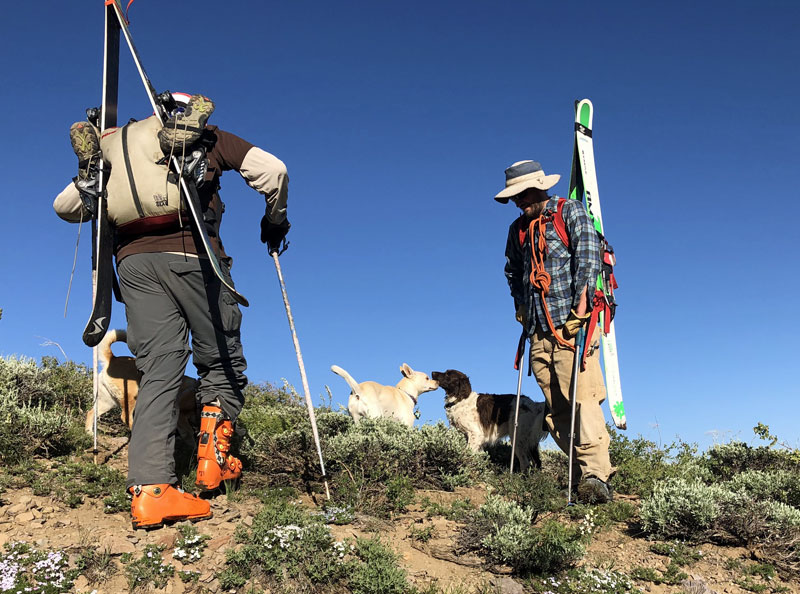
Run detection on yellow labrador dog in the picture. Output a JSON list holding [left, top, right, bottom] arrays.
[[330, 363, 439, 427], [86, 329, 199, 441]]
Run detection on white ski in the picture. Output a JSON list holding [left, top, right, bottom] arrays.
[[573, 99, 626, 430]]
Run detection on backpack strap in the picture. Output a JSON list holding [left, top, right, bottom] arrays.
[[552, 198, 570, 248], [517, 199, 570, 248], [120, 124, 145, 219]]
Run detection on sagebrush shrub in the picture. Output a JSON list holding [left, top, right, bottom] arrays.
[[703, 441, 800, 480], [465, 495, 585, 575], [238, 400, 351, 487], [726, 470, 800, 508], [349, 537, 410, 594], [490, 469, 562, 519], [223, 497, 347, 590], [326, 419, 487, 486], [639, 478, 725, 540], [0, 357, 91, 464], [223, 497, 413, 593]]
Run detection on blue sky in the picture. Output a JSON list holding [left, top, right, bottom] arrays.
[[2, 1, 799, 451]]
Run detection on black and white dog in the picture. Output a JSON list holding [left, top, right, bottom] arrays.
[[431, 369, 548, 472]]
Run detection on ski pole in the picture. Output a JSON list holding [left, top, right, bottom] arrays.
[[509, 330, 527, 474], [271, 250, 330, 500], [567, 325, 587, 505]]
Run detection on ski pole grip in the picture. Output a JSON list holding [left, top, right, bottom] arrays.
[[575, 326, 587, 362]]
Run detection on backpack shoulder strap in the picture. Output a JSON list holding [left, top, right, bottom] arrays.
[[516, 214, 528, 248], [552, 197, 570, 248]]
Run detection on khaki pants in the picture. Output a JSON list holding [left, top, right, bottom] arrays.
[[530, 325, 612, 482]]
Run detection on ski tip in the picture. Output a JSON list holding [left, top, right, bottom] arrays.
[[575, 99, 594, 129], [615, 420, 627, 430]]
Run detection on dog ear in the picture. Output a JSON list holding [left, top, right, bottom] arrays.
[[400, 363, 413, 377]]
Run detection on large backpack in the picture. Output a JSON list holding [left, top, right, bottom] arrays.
[[100, 115, 186, 236], [519, 197, 618, 369]]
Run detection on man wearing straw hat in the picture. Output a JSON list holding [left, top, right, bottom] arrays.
[[497, 160, 613, 503]]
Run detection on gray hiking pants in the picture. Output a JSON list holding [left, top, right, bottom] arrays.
[[117, 252, 247, 488]]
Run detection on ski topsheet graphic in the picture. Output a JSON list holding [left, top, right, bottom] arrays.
[[82, 1, 120, 347], [569, 99, 626, 429], [84, 0, 248, 335]]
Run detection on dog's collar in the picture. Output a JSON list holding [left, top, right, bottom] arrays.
[[399, 387, 418, 405]]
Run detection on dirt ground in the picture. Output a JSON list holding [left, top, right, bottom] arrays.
[[0, 438, 797, 594]]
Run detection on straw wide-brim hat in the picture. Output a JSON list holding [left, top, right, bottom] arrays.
[[494, 160, 561, 203]]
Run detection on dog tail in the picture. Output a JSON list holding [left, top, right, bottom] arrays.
[[98, 329, 127, 370], [330, 365, 361, 398]]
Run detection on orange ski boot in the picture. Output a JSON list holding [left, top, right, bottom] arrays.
[[130, 484, 212, 530], [196, 405, 243, 491]]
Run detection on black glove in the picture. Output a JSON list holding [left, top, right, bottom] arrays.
[[260, 217, 291, 253]]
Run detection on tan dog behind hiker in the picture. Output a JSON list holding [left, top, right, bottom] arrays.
[[86, 329, 199, 442], [330, 363, 439, 427]]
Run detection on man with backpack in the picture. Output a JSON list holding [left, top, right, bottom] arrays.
[[54, 93, 290, 528], [497, 160, 613, 503]]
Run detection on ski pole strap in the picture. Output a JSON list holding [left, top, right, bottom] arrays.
[[513, 329, 527, 371], [527, 215, 575, 351]]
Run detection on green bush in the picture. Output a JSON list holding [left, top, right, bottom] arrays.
[[326, 419, 487, 489], [386, 475, 415, 513], [223, 497, 414, 593], [607, 429, 710, 498], [702, 441, 800, 480], [465, 495, 585, 575], [0, 356, 91, 465], [649, 541, 704, 566], [422, 497, 475, 522], [0, 356, 91, 410], [29, 460, 127, 510], [238, 399, 352, 489], [490, 470, 562, 520], [718, 491, 800, 542], [630, 562, 687, 585], [223, 497, 348, 591], [322, 419, 488, 515], [641, 475, 800, 576], [607, 429, 670, 497], [639, 478, 725, 540], [349, 537, 410, 594], [726, 470, 800, 508]]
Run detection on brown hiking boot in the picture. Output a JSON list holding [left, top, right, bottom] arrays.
[[196, 405, 242, 491], [158, 94, 215, 153], [69, 121, 101, 180], [130, 484, 212, 530]]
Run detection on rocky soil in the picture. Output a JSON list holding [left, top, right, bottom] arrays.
[[0, 437, 797, 594]]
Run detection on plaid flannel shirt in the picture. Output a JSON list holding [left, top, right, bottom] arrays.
[[504, 196, 601, 336]]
